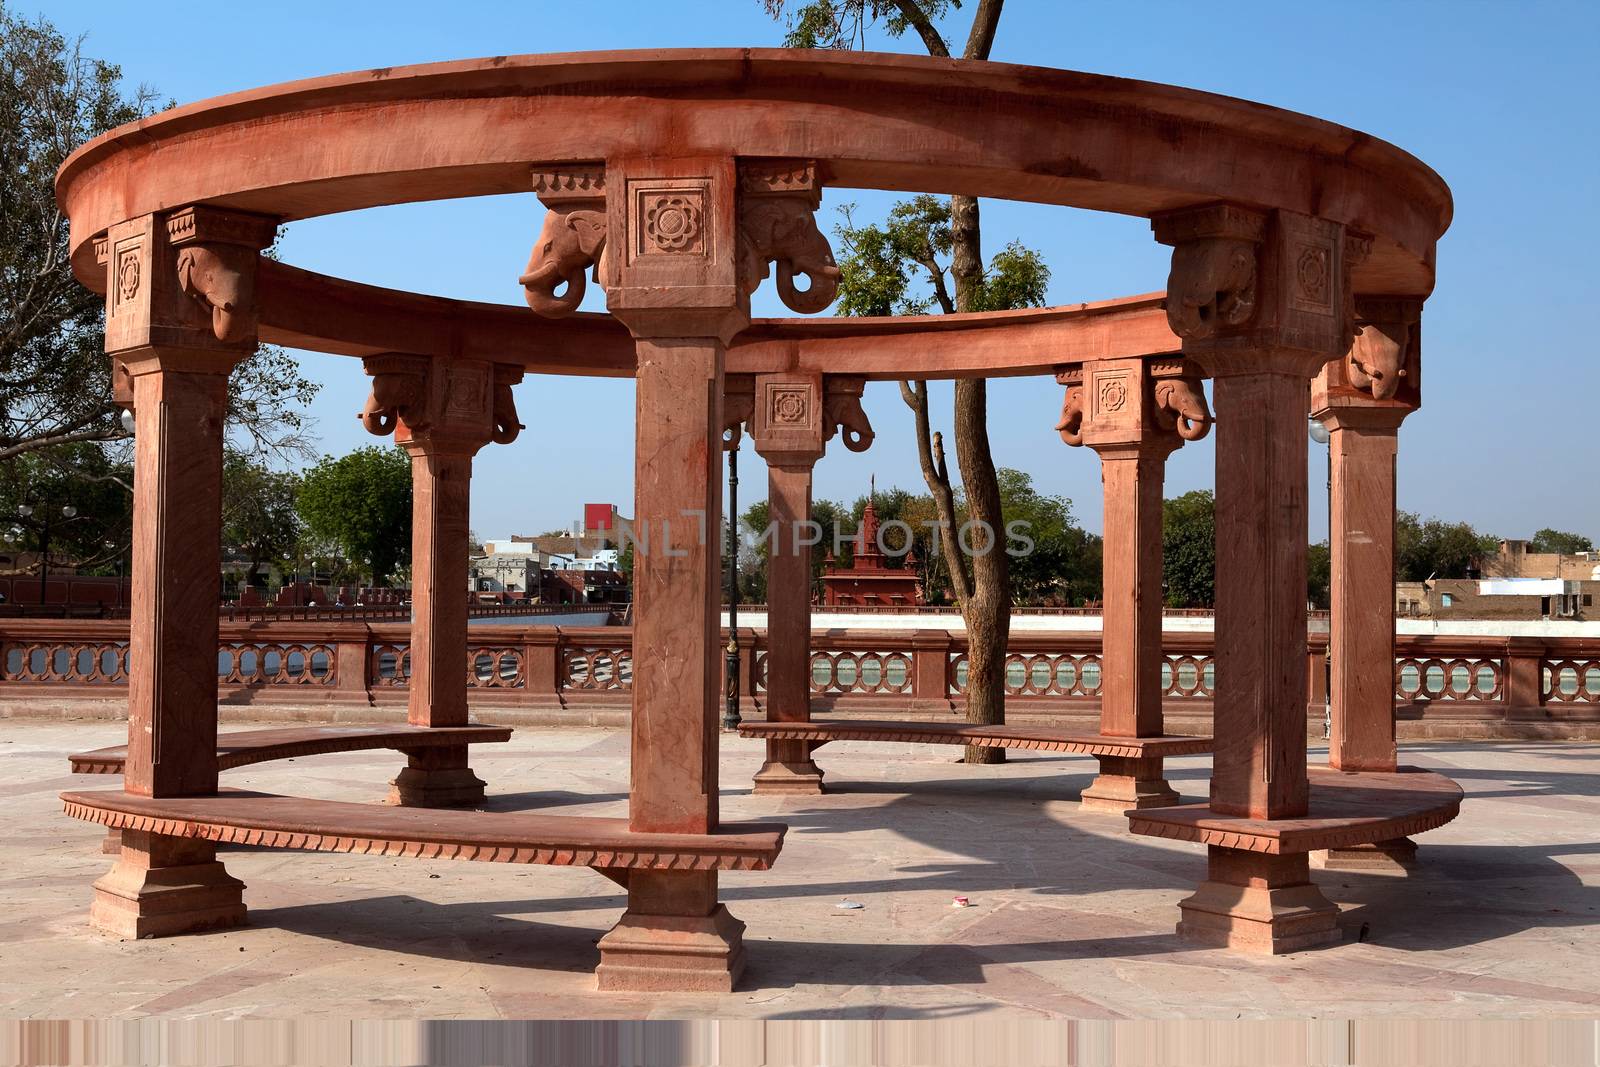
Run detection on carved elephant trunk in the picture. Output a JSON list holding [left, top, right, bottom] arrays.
[[1165, 239, 1256, 339], [520, 208, 607, 318], [177, 246, 259, 344], [1347, 321, 1409, 401]]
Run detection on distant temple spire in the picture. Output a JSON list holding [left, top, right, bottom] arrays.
[[817, 478, 924, 608]]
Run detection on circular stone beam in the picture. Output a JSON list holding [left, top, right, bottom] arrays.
[[258, 259, 1178, 379], [60, 49, 1451, 299]]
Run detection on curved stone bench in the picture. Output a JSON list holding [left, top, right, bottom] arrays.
[[1125, 765, 1462, 854], [739, 719, 1211, 758], [71, 724, 514, 852], [738, 718, 1211, 808], [69, 723, 513, 775], [1125, 766, 1463, 954], [60, 789, 785, 876]]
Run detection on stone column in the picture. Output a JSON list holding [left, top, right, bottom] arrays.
[[1312, 298, 1422, 871], [742, 375, 874, 795], [92, 207, 275, 937], [1056, 358, 1211, 812], [1151, 204, 1368, 952], [361, 357, 524, 806], [522, 157, 837, 991]]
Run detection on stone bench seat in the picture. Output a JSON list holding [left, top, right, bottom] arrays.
[[69, 724, 513, 775], [60, 789, 786, 874], [737, 718, 1212, 759], [1126, 766, 1463, 854]]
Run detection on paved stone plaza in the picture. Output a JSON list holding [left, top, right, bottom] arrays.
[[3, 721, 1597, 1019]]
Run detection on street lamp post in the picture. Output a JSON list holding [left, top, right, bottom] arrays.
[[1308, 416, 1333, 740], [723, 437, 742, 732], [103, 539, 120, 612], [17, 503, 79, 608]]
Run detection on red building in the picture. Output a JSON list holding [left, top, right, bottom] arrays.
[[818, 495, 924, 607]]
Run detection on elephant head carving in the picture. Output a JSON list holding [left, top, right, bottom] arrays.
[[177, 245, 258, 344], [490, 365, 525, 445], [737, 198, 840, 314], [1153, 377, 1213, 441], [822, 378, 874, 452], [722, 380, 756, 450], [1346, 320, 1410, 401], [1164, 237, 1257, 339], [1055, 383, 1085, 446], [520, 207, 608, 318], [361, 367, 425, 435]]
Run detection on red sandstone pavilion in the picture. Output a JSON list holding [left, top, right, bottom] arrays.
[[51, 49, 1460, 991]]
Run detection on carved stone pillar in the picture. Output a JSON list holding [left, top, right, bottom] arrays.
[[91, 206, 274, 937], [1057, 357, 1211, 812], [736, 374, 873, 795], [361, 356, 524, 806], [1150, 203, 1368, 952], [1311, 298, 1422, 872], [524, 156, 834, 991]]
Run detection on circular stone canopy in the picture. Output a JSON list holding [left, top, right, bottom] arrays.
[[57, 49, 1452, 376]]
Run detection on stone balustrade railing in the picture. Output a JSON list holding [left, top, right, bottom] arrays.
[[2, 619, 1595, 737]]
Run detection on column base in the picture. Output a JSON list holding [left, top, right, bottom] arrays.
[[90, 830, 245, 940], [1079, 755, 1179, 813], [596, 904, 747, 993], [388, 746, 486, 808], [751, 759, 826, 796], [1176, 848, 1341, 955], [1313, 837, 1418, 873]]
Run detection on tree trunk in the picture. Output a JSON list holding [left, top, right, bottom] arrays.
[[948, 194, 1010, 763], [953, 376, 1009, 763], [896, 0, 1014, 765]]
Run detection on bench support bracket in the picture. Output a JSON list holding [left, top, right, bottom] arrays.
[[91, 829, 245, 940]]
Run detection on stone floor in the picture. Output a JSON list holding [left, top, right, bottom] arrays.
[[3, 720, 1599, 1020]]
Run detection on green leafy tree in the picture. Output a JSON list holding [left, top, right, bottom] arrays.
[[296, 446, 412, 585], [766, 0, 1033, 763], [1162, 490, 1215, 609], [1307, 541, 1331, 610], [0, 5, 317, 468], [954, 469, 1099, 606], [1530, 528, 1594, 555], [222, 455, 302, 588], [1396, 512, 1495, 582], [0, 442, 132, 576]]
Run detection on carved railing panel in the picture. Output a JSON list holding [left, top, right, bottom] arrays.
[[219, 642, 337, 687], [561, 645, 633, 691], [1544, 659, 1600, 704], [4, 641, 128, 685], [468, 647, 526, 689], [3, 620, 1596, 727], [1161, 654, 1216, 699], [1395, 656, 1504, 703], [369, 643, 411, 688], [809, 651, 913, 696]]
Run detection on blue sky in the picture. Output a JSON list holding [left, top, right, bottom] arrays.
[[35, 0, 1600, 542]]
